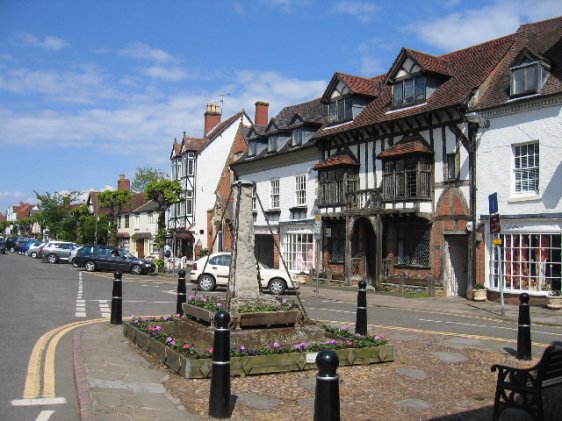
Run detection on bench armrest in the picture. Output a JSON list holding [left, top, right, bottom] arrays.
[[491, 363, 540, 390]]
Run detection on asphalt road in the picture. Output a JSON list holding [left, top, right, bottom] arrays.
[[1, 253, 561, 420]]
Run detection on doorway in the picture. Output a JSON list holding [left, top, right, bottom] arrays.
[[444, 235, 468, 297], [136, 239, 145, 258]]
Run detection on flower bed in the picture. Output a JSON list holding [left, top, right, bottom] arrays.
[[124, 315, 394, 378]]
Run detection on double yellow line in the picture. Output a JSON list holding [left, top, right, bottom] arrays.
[[23, 319, 105, 400]]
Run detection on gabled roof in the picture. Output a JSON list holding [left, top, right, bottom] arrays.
[[316, 33, 515, 138], [386, 48, 450, 83], [122, 193, 147, 213], [267, 98, 327, 133], [322, 72, 380, 101], [181, 133, 207, 153], [134, 200, 158, 213], [474, 15, 562, 109], [377, 137, 433, 158], [313, 153, 359, 170]]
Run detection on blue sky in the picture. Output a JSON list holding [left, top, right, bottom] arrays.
[[0, 0, 560, 213]]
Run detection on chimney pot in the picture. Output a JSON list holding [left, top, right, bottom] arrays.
[[255, 101, 269, 127], [117, 174, 131, 191], [204, 102, 222, 135]]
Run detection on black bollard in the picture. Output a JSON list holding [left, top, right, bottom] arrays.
[[355, 280, 367, 336], [517, 292, 532, 360], [110, 270, 122, 325], [176, 269, 186, 315], [209, 310, 231, 419], [314, 349, 340, 421]]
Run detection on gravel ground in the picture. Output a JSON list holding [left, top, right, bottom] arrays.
[[132, 327, 560, 421]]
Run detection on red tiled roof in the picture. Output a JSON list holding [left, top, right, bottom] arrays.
[[377, 138, 433, 158], [405, 49, 450, 76], [181, 134, 206, 152], [15, 203, 33, 220], [313, 154, 359, 170], [337, 73, 380, 97], [317, 33, 515, 138]]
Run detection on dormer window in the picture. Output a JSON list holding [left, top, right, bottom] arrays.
[[329, 96, 353, 123], [510, 52, 549, 97], [392, 75, 426, 107], [248, 141, 257, 157], [268, 136, 278, 152], [292, 127, 313, 146]]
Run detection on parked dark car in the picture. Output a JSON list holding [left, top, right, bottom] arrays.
[[14, 238, 35, 254], [73, 246, 156, 275], [0, 238, 5, 255], [5, 236, 17, 252]]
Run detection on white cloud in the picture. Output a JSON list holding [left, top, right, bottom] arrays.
[[16, 33, 68, 50], [330, 1, 379, 24], [119, 42, 174, 62], [412, 0, 562, 52], [264, 0, 311, 14], [143, 66, 188, 81], [0, 65, 119, 104]]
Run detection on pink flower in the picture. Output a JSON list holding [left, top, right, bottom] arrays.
[[273, 342, 280, 348], [207, 347, 214, 354], [175, 314, 181, 318], [182, 344, 190, 350]]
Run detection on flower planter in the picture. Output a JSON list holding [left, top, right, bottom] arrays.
[[238, 309, 300, 328], [182, 303, 215, 324], [124, 323, 394, 379], [547, 295, 562, 310], [472, 288, 487, 302]]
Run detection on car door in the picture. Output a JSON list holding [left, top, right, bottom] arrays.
[[214, 254, 231, 285]]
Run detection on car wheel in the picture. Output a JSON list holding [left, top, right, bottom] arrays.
[[9, 247, 15, 253], [85, 261, 96, 272], [71, 258, 80, 268], [131, 265, 143, 275], [198, 274, 216, 291], [47, 254, 58, 264], [268, 278, 286, 295], [31, 252, 38, 259]]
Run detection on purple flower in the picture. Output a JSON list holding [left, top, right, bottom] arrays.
[[374, 335, 383, 341], [163, 316, 169, 321], [217, 302, 223, 308], [166, 336, 176, 346], [239, 345, 246, 353], [294, 342, 307, 351], [325, 339, 337, 345], [341, 326, 349, 330], [273, 341, 281, 348]]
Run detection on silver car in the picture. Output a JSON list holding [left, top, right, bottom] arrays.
[[26, 242, 46, 259], [40, 241, 79, 264]]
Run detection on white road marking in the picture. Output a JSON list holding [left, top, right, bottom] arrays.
[[35, 410, 55, 421], [11, 397, 67, 406], [419, 318, 562, 337], [99, 300, 110, 318], [75, 275, 86, 317]]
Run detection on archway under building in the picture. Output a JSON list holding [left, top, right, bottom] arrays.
[[350, 217, 377, 286]]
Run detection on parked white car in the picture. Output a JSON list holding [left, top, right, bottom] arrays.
[[190, 252, 302, 295]]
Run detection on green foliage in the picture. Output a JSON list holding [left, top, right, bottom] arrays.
[[98, 189, 133, 247], [34, 191, 80, 240], [154, 258, 164, 271], [473, 283, 486, 290], [199, 248, 209, 258], [145, 179, 182, 257], [131, 166, 167, 192]]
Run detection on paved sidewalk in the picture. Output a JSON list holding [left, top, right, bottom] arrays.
[[74, 284, 562, 420]]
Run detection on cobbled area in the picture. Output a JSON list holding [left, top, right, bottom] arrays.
[[131, 326, 562, 420]]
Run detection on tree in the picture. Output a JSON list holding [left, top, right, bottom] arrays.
[[34, 191, 80, 240], [98, 189, 133, 247], [145, 179, 182, 258], [132, 166, 167, 192]]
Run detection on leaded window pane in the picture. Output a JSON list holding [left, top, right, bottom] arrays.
[[415, 76, 426, 101], [393, 83, 403, 105], [404, 78, 414, 103]]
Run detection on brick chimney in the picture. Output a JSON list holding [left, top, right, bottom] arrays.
[[204, 103, 221, 136], [117, 174, 130, 191], [254, 101, 269, 127]]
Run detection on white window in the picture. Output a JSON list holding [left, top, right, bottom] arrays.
[[284, 233, 314, 272], [511, 61, 538, 96], [186, 191, 193, 216], [187, 152, 194, 176], [295, 175, 306, 206], [148, 212, 154, 224], [134, 215, 140, 229], [176, 162, 183, 180], [513, 142, 539, 194], [490, 233, 561, 294], [270, 179, 279, 209]]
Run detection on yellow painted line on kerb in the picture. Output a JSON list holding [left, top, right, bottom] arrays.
[[23, 319, 105, 399], [324, 320, 550, 348]]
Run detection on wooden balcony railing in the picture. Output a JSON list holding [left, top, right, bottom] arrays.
[[345, 189, 383, 210]]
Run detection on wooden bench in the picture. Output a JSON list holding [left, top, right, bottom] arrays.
[[491, 345, 562, 420]]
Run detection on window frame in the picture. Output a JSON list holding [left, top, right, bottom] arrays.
[[382, 155, 432, 201], [392, 75, 426, 108], [395, 223, 431, 267], [317, 166, 358, 206], [512, 141, 539, 196], [295, 174, 307, 206], [270, 179, 280, 209], [328, 96, 353, 123], [510, 62, 539, 97]]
